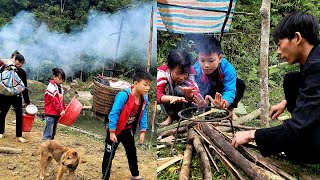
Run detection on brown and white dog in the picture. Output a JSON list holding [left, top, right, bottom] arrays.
[[33, 140, 80, 180]]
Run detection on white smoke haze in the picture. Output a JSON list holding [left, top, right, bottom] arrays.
[[0, 3, 157, 77]]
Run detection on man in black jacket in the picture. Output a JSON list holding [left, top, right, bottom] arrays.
[[231, 12, 320, 164], [0, 52, 31, 143]]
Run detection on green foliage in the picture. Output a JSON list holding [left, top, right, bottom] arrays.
[[157, 31, 182, 66], [0, 0, 137, 31]]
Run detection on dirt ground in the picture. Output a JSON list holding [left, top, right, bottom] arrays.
[[0, 112, 157, 180]]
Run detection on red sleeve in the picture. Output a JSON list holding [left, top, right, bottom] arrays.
[[157, 77, 166, 103], [157, 66, 169, 103]]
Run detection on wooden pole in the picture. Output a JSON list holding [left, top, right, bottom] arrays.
[[147, 6, 154, 72], [259, 0, 271, 127], [157, 155, 183, 173], [0, 147, 23, 154], [179, 144, 193, 180], [112, 12, 125, 77], [188, 128, 212, 180], [151, 100, 157, 132]]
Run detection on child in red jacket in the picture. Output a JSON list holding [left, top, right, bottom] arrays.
[[42, 68, 66, 140]]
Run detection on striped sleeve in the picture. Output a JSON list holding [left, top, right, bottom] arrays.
[[157, 69, 168, 103]]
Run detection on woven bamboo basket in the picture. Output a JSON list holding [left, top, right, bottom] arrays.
[[92, 77, 130, 116]]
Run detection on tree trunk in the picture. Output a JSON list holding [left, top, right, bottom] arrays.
[[201, 123, 283, 180], [188, 128, 212, 180], [259, 0, 271, 127], [179, 144, 193, 180]]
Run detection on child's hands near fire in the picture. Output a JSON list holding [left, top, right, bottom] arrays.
[[170, 96, 188, 104], [160, 95, 188, 104], [139, 132, 145, 144], [178, 86, 198, 98], [192, 95, 208, 107], [205, 93, 228, 109], [110, 132, 118, 143]]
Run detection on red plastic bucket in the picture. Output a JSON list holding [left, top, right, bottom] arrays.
[[22, 113, 35, 132], [58, 97, 83, 126]]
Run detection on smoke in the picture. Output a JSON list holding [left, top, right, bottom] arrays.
[[0, 3, 157, 76]]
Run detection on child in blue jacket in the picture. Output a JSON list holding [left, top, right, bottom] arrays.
[[102, 69, 153, 180], [194, 35, 245, 119]]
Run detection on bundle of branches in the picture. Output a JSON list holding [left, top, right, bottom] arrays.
[[157, 108, 298, 179], [179, 122, 297, 180]]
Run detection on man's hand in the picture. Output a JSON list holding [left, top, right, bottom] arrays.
[[205, 93, 228, 109], [269, 100, 287, 120], [170, 96, 188, 104], [139, 132, 146, 144], [231, 130, 255, 148], [110, 132, 118, 143]]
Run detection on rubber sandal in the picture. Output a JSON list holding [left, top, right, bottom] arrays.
[[131, 178, 144, 180], [16, 137, 27, 143]]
